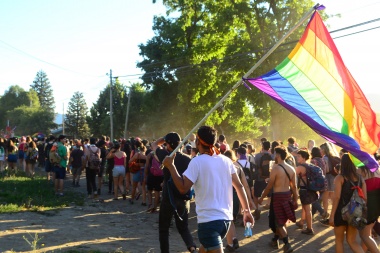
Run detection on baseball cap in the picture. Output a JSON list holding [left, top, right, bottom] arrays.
[[164, 132, 181, 149]]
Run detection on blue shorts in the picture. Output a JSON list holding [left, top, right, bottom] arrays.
[[132, 168, 144, 183], [18, 150, 24, 159], [198, 220, 231, 251], [54, 166, 66, 180]]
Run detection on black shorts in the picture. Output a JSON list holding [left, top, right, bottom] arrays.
[[254, 180, 267, 198], [147, 175, 163, 191]]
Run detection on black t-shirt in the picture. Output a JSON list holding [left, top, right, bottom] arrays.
[[155, 148, 191, 183], [100, 146, 107, 167]]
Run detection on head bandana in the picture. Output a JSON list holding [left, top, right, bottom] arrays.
[[196, 134, 220, 156]]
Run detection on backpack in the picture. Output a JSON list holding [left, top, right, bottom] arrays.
[[300, 163, 326, 192], [150, 154, 163, 176], [259, 153, 272, 179], [329, 156, 341, 176], [341, 177, 367, 230], [88, 147, 101, 170], [49, 145, 61, 166], [237, 160, 253, 187], [29, 148, 38, 162]]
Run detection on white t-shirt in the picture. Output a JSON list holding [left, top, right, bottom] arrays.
[[183, 154, 236, 223]]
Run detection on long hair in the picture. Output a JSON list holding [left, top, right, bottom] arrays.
[[320, 142, 338, 159], [340, 154, 358, 180]]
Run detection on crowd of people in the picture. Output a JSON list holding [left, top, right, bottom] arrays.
[[0, 130, 380, 253]]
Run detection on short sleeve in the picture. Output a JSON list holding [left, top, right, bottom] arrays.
[[183, 159, 198, 184]]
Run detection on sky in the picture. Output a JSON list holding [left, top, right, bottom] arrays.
[[1, 0, 380, 119]]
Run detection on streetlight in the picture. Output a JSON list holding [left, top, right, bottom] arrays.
[[124, 84, 132, 139]]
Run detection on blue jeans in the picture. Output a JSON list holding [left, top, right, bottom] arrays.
[[198, 220, 231, 251]]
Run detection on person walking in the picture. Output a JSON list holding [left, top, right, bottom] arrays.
[[152, 132, 197, 253], [162, 126, 253, 253], [258, 145, 298, 252], [106, 141, 127, 200], [329, 154, 367, 253]]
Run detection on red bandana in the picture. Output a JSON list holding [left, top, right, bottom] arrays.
[[196, 134, 220, 156]]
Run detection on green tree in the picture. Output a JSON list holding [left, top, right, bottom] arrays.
[[0, 85, 40, 131], [64, 92, 90, 139], [30, 70, 55, 112], [138, 0, 314, 140], [88, 79, 129, 138], [6, 106, 57, 135]]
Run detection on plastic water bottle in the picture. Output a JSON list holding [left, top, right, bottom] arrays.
[[244, 222, 252, 237]]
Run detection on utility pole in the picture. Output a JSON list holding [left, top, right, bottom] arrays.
[[124, 86, 132, 139], [109, 69, 114, 142], [62, 102, 65, 135]]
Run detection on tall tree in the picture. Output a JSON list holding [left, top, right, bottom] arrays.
[[138, 0, 315, 140], [30, 70, 55, 112], [64, 92, 90, 139]]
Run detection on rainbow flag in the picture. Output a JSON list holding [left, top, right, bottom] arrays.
[[244, 11, 380, 171]]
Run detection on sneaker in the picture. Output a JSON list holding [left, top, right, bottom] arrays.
[[319, 219, 330, 227], [254, 209, 261, 220], [283, 243, 294, 253], [225, 244, 235, 252], [190, 248, 198, 253], [122, 194, 126, 200], [232, 238, 239, 249], [271, 238, 280, 249], [301, 228, 315, 235]]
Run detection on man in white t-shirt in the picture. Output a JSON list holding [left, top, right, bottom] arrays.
[[163, 126, 254, 253]]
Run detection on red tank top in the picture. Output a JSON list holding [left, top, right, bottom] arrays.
[[114, 156, 125, 166]]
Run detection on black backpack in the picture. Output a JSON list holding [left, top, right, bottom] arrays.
[[237, 161, 253, 188], [259, 153, 272, 179]]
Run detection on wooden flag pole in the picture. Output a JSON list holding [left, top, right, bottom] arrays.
[[167, 4, 322, 157]]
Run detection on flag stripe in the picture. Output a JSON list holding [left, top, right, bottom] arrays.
[[245, 11, 379, 171]]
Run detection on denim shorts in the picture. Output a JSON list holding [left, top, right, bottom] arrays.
[[54, 166, 66, 179], [132, 168, 144, 183], [198, 220, 231, 251], [113, 165, 125, 177]]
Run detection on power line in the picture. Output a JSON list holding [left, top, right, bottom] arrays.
[[0, 40, 103, 78]]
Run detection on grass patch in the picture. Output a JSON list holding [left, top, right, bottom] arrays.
[[0, 172, 85, 213]]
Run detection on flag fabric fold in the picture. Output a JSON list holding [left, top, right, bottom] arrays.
[[244, 11, 379, 171]]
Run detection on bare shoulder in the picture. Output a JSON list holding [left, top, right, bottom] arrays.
[[334, 174, 344, 184]]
